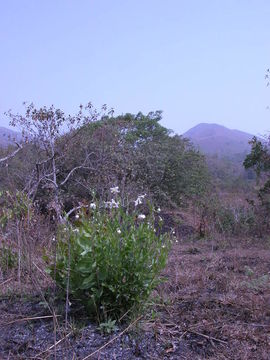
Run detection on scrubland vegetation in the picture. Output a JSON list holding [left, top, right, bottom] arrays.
[[0, 103, 270, 359]]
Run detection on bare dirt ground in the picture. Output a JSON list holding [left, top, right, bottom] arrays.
[[0, 235, 270, 359]]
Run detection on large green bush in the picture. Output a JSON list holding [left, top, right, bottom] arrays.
[[48, 198, 171, 321]]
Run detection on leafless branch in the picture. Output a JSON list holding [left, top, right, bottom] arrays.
[[65, 204, 88, 219], [60, 165, 94, 187], [0, 143, 22, 163]]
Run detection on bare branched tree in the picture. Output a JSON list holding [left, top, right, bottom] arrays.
[[6, 102, 113, 221]]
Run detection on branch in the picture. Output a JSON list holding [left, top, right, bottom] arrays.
[[60, 151, 95, 187], [0, 143, 22, 163], [65, 204, 89, 219], [60, 164, 95, 187], [44, 176, 58, 188]]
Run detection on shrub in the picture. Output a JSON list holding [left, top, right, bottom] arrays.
[[47, 199, 171, 322], [0, 190, 33, 281], [0, 245, 17, 273], [215, 206, 236, 235], [198, 195, 257, 237], [215, 205, 257, 236]]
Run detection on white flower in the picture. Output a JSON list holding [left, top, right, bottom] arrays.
[[73, 228, 79, 233], [52, 236, 56, 242], [105, 199, 119, 209], [138, 214, 146, 220], [159, 216, 163, 222], [89, 203, 96, 210], [134, 194, 147, 207], [162, 244, 166, 248], [175, 240, 178, 243], [111, 199, 119, 208], [75, 214, 79, 219], [110, 186, 119, 194], [157, 207, 161, 212], [134, 197, 142, 207], [117, 228, 121, 234]]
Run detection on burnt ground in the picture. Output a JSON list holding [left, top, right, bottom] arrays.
[[0, 236, 270, 359]]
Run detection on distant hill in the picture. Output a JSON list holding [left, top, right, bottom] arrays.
[[183, 123, 257, 189], [0, 126, 21, 147], [183, 123, 254, 157]]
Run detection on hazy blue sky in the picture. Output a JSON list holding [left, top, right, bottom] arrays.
[[0, 0, 269, 135]]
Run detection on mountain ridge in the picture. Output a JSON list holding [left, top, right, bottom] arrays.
[[0, 122, 256, 157], [183, 123, 254, 157]]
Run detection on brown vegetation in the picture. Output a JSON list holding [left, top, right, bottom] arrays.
[[152, 236, 270, 359], [0, 233, 270, 359]]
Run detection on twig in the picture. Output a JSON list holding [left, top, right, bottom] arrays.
[[188, 330, 227, 345], [32, 261, 50, 281], [46, 331, 72, 351], [3, 315, 61, 325], [82, 315, 143, 360], [118, 309, 131, 323], [33, 331, 72, 359], [0, 277, 13, 287]]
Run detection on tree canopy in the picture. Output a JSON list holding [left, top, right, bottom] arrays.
[[0, 105, 210, 218]]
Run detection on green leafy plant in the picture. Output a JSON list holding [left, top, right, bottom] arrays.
[[47, 198, 171, 322], [98, 318, 118, 334]]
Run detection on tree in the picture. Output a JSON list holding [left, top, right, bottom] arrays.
[[2, 107, 209, 217], [243, 136, 270, 233], [64, 111, 209, 207], [6, 102, 112, 221], [244, 136, 270, 199]]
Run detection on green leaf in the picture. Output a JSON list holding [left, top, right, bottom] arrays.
[[79, 274, 95, 290]]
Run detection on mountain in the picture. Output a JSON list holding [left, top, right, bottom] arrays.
[[0, 126, 21, 147], [183, 123, 258, 189], [183, 123, 254, 157]]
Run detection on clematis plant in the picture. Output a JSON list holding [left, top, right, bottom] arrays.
[[47, 194, 171, 322]]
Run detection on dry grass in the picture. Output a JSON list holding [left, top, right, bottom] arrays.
[[151, 236, 270, 359], [1, 224, 270, 359]]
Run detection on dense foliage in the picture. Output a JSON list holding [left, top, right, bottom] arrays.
[[206, 153, 255, 192], [243, 136, 270, 233], [63, 112, 209, 206], [0, 106, 210, 218]]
